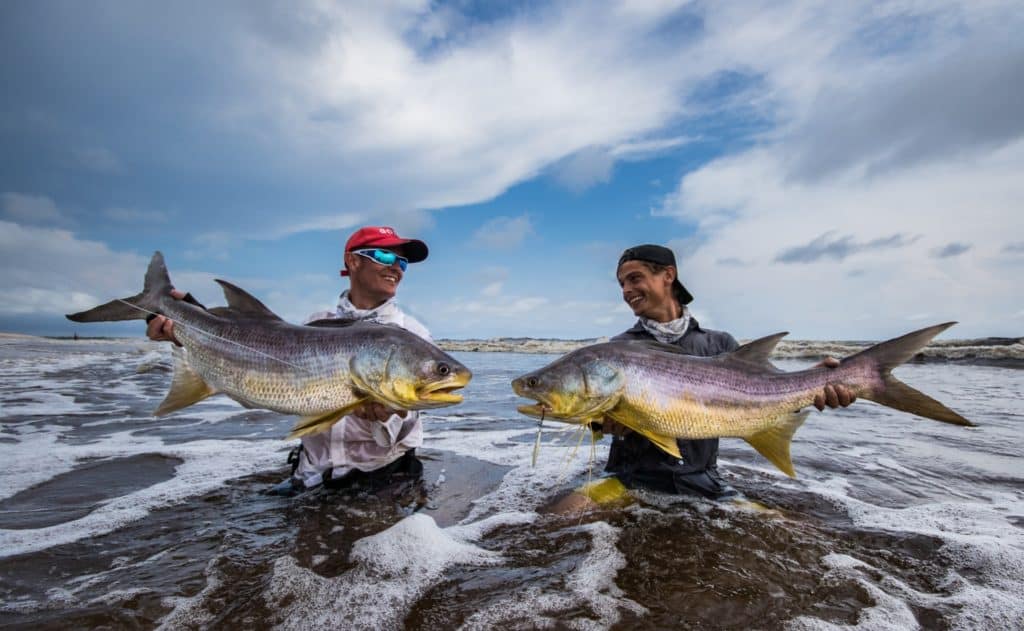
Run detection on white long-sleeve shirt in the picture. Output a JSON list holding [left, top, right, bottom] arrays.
[[293, 292, 432, 489]]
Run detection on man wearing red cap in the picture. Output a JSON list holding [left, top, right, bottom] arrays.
[[147, 225, 434, 494]]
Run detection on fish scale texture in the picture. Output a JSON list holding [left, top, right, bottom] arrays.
[[167, 306, 388, 416], [613, 349, 841, 439]]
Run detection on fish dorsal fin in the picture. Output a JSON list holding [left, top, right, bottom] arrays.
[[154, 347, 219, 416], [214, 279, 283, 321], [742, 411, 809, 478], [608, 415, 682, 459], [726, 332, 788, 368], [287, 400, 365, 439]]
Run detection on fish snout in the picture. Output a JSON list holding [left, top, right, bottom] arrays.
[[416, 361, 472, 406]]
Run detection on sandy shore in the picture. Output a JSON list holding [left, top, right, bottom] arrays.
[[437, 335, 1024, 363]]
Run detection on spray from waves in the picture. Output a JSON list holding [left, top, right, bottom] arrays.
[[784, 476, 1024, 629], [259, 512, 530, 630], [459, 520, 647, 629]]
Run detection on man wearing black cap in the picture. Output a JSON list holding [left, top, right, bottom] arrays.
[[550, 244, 854, 510]]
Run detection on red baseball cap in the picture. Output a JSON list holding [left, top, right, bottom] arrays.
[[341, 226, 429, 276]]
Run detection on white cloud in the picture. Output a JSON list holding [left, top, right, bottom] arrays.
[[103, 207, 169, 223], [551, 147, 616, 192], [430, 294, 632, 339], [480, 282, 503, 297], [657, 141, 1024, 339], [642, 1, 1024, 339], [471, 215, 534, 250], [73, 146, 122, 173], [1, 193, 68, 226], [0, 220, 147, 316]]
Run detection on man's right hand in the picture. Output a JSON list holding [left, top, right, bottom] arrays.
[[146, 289, 186, 345]]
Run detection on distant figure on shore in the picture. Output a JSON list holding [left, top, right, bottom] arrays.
[[73, 332, 79, 341]]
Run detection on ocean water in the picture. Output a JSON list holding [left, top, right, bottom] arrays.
[[1, 337, 1022, 629]]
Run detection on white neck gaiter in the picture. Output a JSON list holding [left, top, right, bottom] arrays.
[[335, 290, 398, 323], [639, 306, 691, 344]]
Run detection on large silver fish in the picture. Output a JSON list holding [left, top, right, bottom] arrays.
[[67, 252, 471, 438], [511, 324, 973, 477]]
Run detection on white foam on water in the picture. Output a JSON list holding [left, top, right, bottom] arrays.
[[0, 429, 283, 558], [428, 422, 608, 471], [788, 553, 920, 631], [261, 513, 508, 630], [460, 521, 647, 630], [791, 476, 1024, 629], [0, 390, 84, 416], [0, 425, 78, 500], [156, 557, 222, 631]]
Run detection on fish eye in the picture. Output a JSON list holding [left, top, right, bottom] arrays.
[[436, 362, 451, 376], [527, 377, 539, 388]]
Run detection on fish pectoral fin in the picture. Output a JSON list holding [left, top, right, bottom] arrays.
[[742, 411, 810, 478], [623, 424, 681, 459], [154, 347, 218, 416], [287, 401, 364, 440]]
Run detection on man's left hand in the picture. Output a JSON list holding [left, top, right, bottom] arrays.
[[813, 356, 856, 411]]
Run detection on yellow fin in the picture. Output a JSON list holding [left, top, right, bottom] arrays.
[[742, 411, 809, 478], [579, 477, 629, 505], [154, 347, 217, 416], [287, 401, 364, 439], [613, 419, 681, 459]]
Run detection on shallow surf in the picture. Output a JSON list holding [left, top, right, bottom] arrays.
[[1, 338, 1022, 629]]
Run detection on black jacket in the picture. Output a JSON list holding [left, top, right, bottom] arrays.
[[604, 317, 739, 498]]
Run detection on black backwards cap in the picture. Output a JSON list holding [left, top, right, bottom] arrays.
[[617, 244, 694, 305]]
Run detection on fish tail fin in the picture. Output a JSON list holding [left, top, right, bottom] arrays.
[[66, 252, 172, 322], [849, 322, 974, 427], [744, 411, 808, 478]]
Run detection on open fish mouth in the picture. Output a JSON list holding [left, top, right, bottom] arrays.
[[418, 374, 471, 404], [516, 401, 581, 422]]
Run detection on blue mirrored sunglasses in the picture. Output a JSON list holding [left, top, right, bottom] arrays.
[[352, 248, 409, 271]]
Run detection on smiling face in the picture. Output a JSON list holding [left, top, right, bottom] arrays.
[[616, 260, 678, 322], [344, 247, 406, 308]]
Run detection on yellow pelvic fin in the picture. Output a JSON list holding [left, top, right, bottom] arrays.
[[579, 477, 629, 505], [626, 423, 681, 459], [742, 410, 809, 478], [287, 401, 364, 439], [154, 347, 218, 416]]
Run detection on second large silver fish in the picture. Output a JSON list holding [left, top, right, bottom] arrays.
[[512, 323, 973, 476]]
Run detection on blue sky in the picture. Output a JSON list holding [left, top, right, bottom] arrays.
[[2, 1, 1022, 340]]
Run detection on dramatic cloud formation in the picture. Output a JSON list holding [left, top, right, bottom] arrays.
[[1, 1, 1021, 339]]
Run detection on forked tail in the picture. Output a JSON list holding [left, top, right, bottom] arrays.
[[845, 322, 974, 426], [66, 252, 171, 323]]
